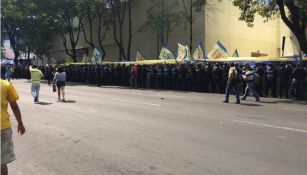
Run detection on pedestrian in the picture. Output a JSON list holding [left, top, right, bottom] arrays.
[[241, 66, 260, 102], [130, 64, 138, 89], [30, 65, 44, 103], [223, 63, 241, 104], [5, 66, 13, 82], [1, 79, 26, 175], [53, 66, 67, 102]]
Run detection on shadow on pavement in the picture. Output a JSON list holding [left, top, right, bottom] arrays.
[[35, 102, 53, 105], [240, 103, 262, 107], [259, 101, 277, 104], [63, 100, 76, 103], [273, 99, 307, 105]]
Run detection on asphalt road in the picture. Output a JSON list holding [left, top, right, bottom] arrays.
[[7, 79, 307, 175]]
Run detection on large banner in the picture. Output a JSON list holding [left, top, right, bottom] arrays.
[[176, 43, 187, 61], [193, 42, 205, 60], [207, 41, 228, 59], [159, 47, 174, 59], [135, 50, 146, 61], [91, 47, 102, 64]]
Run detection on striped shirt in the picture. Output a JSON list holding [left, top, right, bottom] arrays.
[[245, 71, 255, 82]]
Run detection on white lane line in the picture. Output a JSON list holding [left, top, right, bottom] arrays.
[[233, 120, 307, 133], [135, 92, 205, 101], [112, 99, 161, 107]]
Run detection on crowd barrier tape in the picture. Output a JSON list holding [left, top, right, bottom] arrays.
[[66, 57, 307, 66]]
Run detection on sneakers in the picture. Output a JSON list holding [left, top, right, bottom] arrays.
[[241, 97, 246, 100], [223, 100, 229, 103], [34, 97, 38, 103], [236, 101, 240, 104]]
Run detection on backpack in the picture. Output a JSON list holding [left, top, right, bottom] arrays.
[[233, 68, 242, 82]]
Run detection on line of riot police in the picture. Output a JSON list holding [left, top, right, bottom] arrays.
[[8, 62, 307, 100]]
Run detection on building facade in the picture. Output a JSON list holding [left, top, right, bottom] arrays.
[[46, 0, 297, 64]]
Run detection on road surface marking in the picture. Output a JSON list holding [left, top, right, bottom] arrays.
[[112, 99, 161, 107], [233, 120, 307, 133]]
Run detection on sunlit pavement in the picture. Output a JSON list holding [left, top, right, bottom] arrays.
[[8, 79, 307, 175]]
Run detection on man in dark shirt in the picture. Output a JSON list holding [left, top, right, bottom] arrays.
[[278, 63, 291, 99], [292, 64, 306, 100]]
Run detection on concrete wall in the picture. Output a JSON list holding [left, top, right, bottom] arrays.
[[47, 0, 295, 63]]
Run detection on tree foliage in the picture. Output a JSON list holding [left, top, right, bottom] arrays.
[[232, 0, 307, 53], [50, 0, 85, 62], [1, 0, 54, 63], [1, 0, 26, 62]]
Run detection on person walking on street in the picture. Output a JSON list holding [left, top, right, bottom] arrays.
[[5, 66, 13, 82], [241, 66, 260, 102], [1, 79, 26, 175], [53, 66, 67, 102], [30, 65, 44, 103], [223, 63, 241, 104]]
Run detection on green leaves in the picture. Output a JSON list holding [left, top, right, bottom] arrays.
[[232, 0, 307, 53]]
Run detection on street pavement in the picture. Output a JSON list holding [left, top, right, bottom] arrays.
[[7, 79, 307, 175]]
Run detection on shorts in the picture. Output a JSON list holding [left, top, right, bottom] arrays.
[[1, 128, 16, 165], [56, 81, 65, 87]]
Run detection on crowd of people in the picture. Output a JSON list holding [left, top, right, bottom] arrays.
[[1, 62, 307, 101]]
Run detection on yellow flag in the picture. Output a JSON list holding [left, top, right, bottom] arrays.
[[207, 41, 228, 59], [159, 47, 174, 59], [193, 42, 205, 60], [136, 50, 146, 61], [176, 43, 187, 61]]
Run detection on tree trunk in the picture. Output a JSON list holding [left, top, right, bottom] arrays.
[[6, 27, 19, 64], [189, 0, 193, 52], [27, 43, 31, 60], [297, 30, 307, 53], [190, 20, 193, 52], [72, 48, 77, 62], [277, 0, 307, 53], [127, 0, 132, 61]]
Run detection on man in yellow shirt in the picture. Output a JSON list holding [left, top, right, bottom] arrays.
[[30, 65, 44, 102], [1, 79, 25, 175]]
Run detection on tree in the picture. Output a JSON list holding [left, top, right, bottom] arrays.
[[232, 0, 307, 53], [139, 0, 182, 56], [182, 0, 217, 51], [1, 0, 24, 63], [79, 0, 112, 61], [97, 1, 113, 61], [109, 0, 133, 61], [51, 0, 85, 62]]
